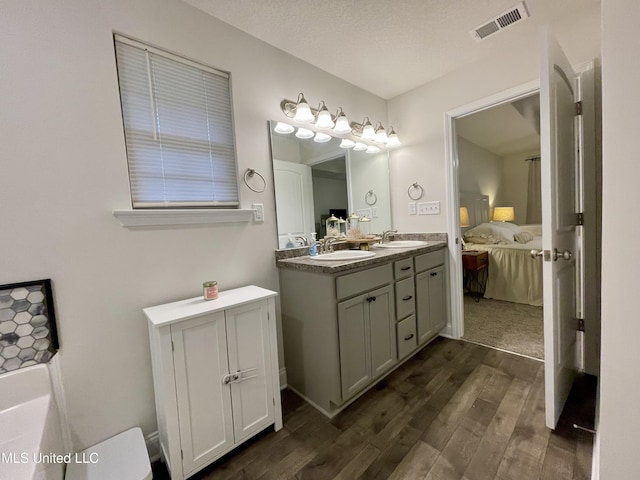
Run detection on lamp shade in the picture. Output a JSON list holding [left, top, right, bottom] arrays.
[[492, 206, 515, 222], [460, 207, 470, 227], [292, 94, 314, 124]]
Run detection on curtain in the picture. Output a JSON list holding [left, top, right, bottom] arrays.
[[526, 158, 542, 224]]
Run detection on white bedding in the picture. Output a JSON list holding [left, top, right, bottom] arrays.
[[465, 235, 543, 306]]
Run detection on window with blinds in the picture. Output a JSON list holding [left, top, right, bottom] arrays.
[[114, 36, 239, 208]]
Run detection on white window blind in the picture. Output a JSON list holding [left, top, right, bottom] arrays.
[[114, 36, 239, 208]]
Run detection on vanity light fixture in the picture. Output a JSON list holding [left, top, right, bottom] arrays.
[[280, 93, 401, 148], [315, 101, 335, 129], [274, 122, 295, 134], [353, 142, 367, 151], [333, 108, 352, 134], [314, 132, 331, 143], [339, 138, 356, 149], [295, 127, 314, 139]]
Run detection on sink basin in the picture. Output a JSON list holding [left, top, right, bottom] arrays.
[[310, 250, 376, 261], [374, 240, 429, 249]]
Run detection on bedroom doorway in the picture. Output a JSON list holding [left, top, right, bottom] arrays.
[[455, 93, 544, 360]]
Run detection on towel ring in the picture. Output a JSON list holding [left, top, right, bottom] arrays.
[[408, 182, 424, 200], [243, 168, 266, 193], [365, 190, 377, 206]]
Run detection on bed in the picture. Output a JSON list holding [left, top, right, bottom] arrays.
[[460, 193, 543, 306]]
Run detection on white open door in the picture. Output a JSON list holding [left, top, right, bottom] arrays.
[[273, 159, 315, 248], [540, 28, 581, 429]]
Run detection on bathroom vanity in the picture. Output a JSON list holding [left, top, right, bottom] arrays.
[[144, 286, 282, 480], [277, 241, 447, 417]]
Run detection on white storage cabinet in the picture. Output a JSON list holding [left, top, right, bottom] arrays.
[[145, 286, 283, 480]]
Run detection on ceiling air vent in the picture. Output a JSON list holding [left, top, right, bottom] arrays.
[[469, 2, 529, 42]]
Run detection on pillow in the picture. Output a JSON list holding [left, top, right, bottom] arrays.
[[520, 224, 543, 236], [463, 223, 515, 244], [493, 222, 521, 231], [514, 231, 535, 243]]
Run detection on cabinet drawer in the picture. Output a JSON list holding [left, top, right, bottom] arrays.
[[394, 258, 414, 279], [462, 251, 487, 270], [415, 249, 445, 273], [395, 277, 415, 321], [336, 263, 393, 300], [397, 315, 417, 360]]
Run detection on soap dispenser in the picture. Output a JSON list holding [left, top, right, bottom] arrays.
[[309, 232, 318, 256]]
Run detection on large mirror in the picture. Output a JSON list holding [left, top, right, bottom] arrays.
[[269, 121, 392, 248]]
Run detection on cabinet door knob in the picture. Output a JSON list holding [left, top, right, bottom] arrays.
[[402, 295, 413, 301], [404, 333, 415, 341], [372, 296, 376, 302]]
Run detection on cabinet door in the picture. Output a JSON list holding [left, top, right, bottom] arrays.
[[429, 265, 447, 333], [226, 300, 274, 444], [369, 284, 397, 378], [338, 294, 371, 400], [416, 266, 447, 345], [171, 313, 233, 476]]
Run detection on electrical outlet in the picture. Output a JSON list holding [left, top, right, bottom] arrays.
[[356, 208, 372, 218], [417, 201, 440, 215], [252, 203, 264, 222], [408, 203, 417, 215]]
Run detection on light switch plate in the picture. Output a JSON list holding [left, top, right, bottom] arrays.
[[417, 201, 440, 215], [371, 207, 378, 218], [408, 203, 417, 215], [252, 203, 264, 222]]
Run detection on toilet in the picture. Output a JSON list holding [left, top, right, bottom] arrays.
[[65, 427, 152, 480]]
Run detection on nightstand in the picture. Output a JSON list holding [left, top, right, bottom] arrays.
[[462, 250, 488, 302]]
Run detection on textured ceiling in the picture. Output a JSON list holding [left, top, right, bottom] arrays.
[[182, 0, 601, 99]]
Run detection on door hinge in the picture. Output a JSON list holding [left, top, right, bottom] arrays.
[[171, 341, 174, 352], [575, 101, 583, 116], [181, 449, 183, 460], [577, 318, 585, 332], [576, 212, 584, 226]]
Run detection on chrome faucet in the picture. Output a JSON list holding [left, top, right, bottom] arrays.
[[381, 230, 398, 243], [294, 235, 309, 247], [318, 237, 340, 254]]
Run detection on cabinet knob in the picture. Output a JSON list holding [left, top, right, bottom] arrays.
[[401, 266, 411, 271], [404, 333, 415, 341], [402, 295, 413, 301]]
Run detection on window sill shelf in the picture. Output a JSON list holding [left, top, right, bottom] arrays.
[[113, 209, 255, 227]]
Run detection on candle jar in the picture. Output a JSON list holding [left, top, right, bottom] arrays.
[[203, 281, 218, 300], [325, 214, 340, 237], [359, 216, 372, 237], [347, 213, 361, 240]]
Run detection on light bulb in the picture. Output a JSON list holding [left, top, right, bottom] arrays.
[[353, 142, 367, 151], [375, 124, 388, 144], [366, 145, 381, 154], [292, 93, 315, 124], [315, 102, 335, 129], [274, 122, 295, 134], [361, 118, 376, 141], [295, 127, 314, 139], [333, 109, 352, 134], [386, 127, 401, 148], [339, 139, 355, 149], [314, 132, 331, 143]]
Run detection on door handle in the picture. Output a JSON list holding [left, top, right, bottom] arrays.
[[552, 248, 572, 261], [402, 295, 413, 301], [530, 249, 543, 259], [404, 333, 415, 341]]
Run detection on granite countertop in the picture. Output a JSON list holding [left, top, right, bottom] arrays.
[[276, 234, 447, 274]]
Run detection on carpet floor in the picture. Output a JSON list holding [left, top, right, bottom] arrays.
[[463, 295, 544, 360]]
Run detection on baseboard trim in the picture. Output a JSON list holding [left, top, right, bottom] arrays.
[[279, 367, 287, 390], [145, 431, 161, 462]]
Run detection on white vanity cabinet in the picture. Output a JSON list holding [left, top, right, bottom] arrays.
[[415, 250, 447, 345], [145, 286, 283, 480], [338, 283, 396, 400]]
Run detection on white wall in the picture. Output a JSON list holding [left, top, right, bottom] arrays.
[[387, 10, 601, 234], [597, 1, 640, 478], [0, 0, 386, 451], [457, 137, 505, 211], [502, 153, 540, 225]]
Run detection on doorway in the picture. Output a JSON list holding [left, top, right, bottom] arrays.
[[455, 92, 543, 359]]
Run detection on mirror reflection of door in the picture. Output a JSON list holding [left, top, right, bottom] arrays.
[[272, 160, 314, 248]]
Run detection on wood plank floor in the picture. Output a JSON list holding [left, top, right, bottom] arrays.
[[153, 338, 595, 480]]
